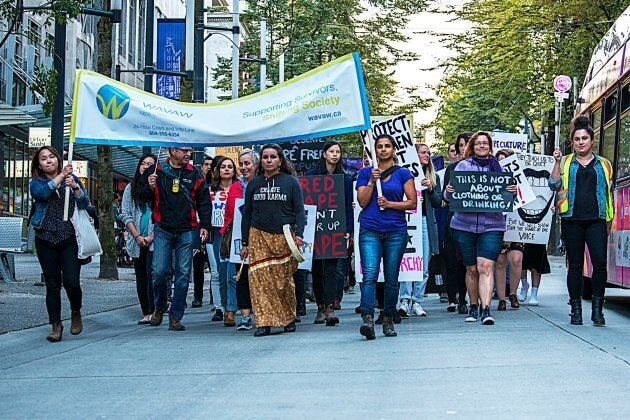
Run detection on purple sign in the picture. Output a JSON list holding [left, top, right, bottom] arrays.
[[156, 19, 185, 99]]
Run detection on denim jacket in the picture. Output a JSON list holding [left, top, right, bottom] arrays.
[[29, 175, 89, 228]]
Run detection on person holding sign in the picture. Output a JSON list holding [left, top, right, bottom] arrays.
[[210, 157, 238, 326], [29, 146, 90, 342], [221, 149, 259, 331], [398, 144, 442, 318], [356, 134, 417, 340], [549, 116, 614, 327], [306, 140, 354, 326], [445, 132, 517, 325], [240, 144, 305, 337]]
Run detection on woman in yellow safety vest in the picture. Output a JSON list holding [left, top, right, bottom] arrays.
[[549, 115, 614, 327]]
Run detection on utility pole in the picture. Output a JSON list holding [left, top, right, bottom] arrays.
[[143, 0, 155, 155], [259, 19, 266, 91], [192, 0, 204, 102]]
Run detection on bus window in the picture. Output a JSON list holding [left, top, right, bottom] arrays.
[[622, 83, 630, 113], [604, 94, 617, 123], [592, 106, 602, 153], [618, 111, 630, 180], [601, 121, 616, 164]]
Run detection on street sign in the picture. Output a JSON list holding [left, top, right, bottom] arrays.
[[28, 127, 51, 148], [554, 92, 570, 100], [553, 75, 572, 93]]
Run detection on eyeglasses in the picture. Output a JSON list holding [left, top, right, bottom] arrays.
[[174, 148, 193, 154]]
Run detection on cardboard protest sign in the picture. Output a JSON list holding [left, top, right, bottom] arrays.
[[353, 181, 423, 282], [499, 154, 536, 210], [210, 190, 229, 227], [230, 198, 317, 270], [280, 139, 326, 174], [299, 175, 347, 259], [492, 132, 528, 153], [449, 171, 514, 212], [359, 115, 422, 178], [503, 153, 555, 244]]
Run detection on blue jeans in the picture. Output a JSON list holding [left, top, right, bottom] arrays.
[[152, 226, 193, 320], [359, 227, 408, 317], [212, 231, 234, 311], [399, 216, 430, 303], [452, 229, 503, 266], [224, 263, 238, 312]]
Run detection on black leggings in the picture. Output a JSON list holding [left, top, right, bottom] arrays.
[[133, 247, 154, 316], [562, 218, 608, 299], [312, 258, 339, 306], [35, 236, 82, 325], [236, 264, 251, 310], [443, 226, 467, 304]]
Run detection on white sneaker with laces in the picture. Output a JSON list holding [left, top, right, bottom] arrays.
[[411, 302, 427, 317], [517, 286, 529, 302], [527, 296, 539, 306], [398, 299, 410, 317]]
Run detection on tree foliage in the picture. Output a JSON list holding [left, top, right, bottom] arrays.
[[433, 0, 628, 149], [211, 0, 432, 155]]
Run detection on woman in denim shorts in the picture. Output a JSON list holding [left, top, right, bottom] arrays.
[[445, 132, 517, 325]]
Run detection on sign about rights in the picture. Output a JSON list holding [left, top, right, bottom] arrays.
[[499, 154, 536, 210], [230, 198, 316, 270], [210, 190, 228, 228], [353, 183, 423, 282], [280, 139, 326, 173], [492, 132, 528, 153], [299, 175, 346, 259], [359, 115, 423, 178], [449, 171, 515, 212], [503, 153, 556, 244]]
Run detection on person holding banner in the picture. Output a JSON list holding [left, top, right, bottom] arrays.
[[445, 132, 517, 325], [210, 157, 239, 327], [121, 153, 157, 324], [240, 144, 305, 337], [146, 147, 212, 331], [306, 140, 354, 326], [549, 115, 614, 326], [222, 149, 259, 331], [398, 144, 442, 318], [29, 146, 90, 342], [356, 134, 417, 340]]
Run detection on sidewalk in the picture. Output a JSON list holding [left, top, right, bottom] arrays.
[[1, 255, 630, 418]]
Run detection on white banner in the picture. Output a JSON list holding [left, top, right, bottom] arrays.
[[492, 132, 528, 153], [499, 154, 536, 210], [70, 53, 370, 146], [229, 198, 317, 270], [353, 180, 424, 282], [359, 115, 423, 179], [503, 153, 556, 244]]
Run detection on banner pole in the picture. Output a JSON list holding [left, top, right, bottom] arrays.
[[63, 141, 74, 221], [368, 130, 384, 211]]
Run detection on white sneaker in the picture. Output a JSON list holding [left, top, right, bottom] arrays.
[[517, 286, 529, 302], [411, 302, 427, 317], [527, 296, 539, 306], [398, 299, 410, 317]]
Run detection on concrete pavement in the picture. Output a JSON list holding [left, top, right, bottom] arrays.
[[1, 255, 630, 418]]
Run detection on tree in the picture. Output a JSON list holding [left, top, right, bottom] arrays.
[[210, 0, 432, 155], [433, 0, 627, 150]]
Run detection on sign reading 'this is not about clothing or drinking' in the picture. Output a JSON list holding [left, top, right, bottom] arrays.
[[449, 171, 515, 213]]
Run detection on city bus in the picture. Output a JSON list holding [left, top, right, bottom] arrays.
[[575, 6, 630, 291]]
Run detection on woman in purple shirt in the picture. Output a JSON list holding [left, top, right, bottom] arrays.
[[356, 134, 417, 340], [445, 131, 517, 325]]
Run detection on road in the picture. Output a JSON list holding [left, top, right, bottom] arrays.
[[1, 255, 629, 418]]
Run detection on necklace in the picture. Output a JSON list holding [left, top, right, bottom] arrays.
[[576, 154, 594, 167]]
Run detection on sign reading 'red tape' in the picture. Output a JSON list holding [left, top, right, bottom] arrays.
[[298, 175, 346, 259]]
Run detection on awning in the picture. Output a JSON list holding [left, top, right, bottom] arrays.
[[0, 103, 37, 126]]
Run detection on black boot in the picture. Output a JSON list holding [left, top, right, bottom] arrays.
[[382, 315, 397, 337], [359, 314, 375, 340], [569, 299, 582, 325], [591, 296, 605, 327]]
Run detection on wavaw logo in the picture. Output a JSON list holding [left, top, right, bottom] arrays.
[[96, 85, 130, 120]]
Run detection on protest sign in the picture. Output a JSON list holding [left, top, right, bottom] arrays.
[[70, 53, 369, 147], [359, 115, 422, 178], [491, 132, 528, 153], [230, 198, 317, 270], [353, 182, 423, 282], [499, 154, 536, 210], [503, 153, 555, 244], [210, 190, 229, 227], [299, 175, 346, 259], [449, 171, 514, 212], [280, 139, 326, 174]]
